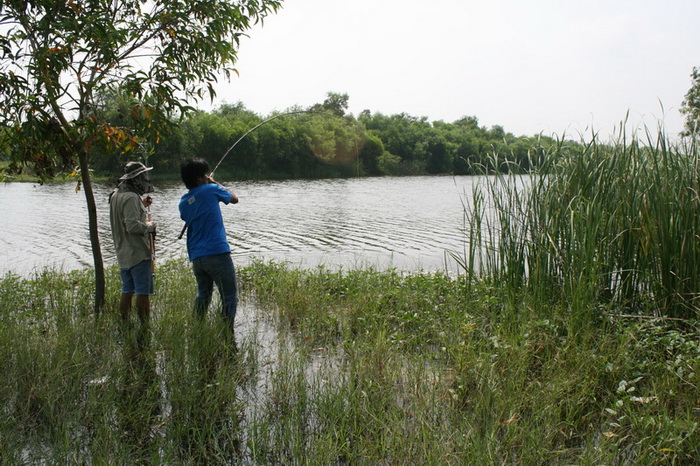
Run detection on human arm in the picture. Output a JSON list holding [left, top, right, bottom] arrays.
[[206, 175, 239, 204], [124, 193, 156, 234]]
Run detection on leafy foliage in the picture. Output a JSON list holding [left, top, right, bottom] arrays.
[[0, 0, 281, 312], [73, 93, 560, 181], [461, 127, 700, 320], [0, 0, 281, 179], [681, 66, 700, 136]]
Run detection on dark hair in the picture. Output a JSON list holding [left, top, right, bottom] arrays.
[[180, 158, 209, 189]]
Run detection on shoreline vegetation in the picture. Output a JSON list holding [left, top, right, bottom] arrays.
[[2, 127, 699, 462], [1, 260, 698, 463], [1, 94, 567, 184]]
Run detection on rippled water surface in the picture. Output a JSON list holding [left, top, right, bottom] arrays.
[[0, 176, 482, 276]]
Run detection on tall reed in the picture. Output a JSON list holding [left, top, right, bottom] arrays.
[[462, 126, 700, 320]]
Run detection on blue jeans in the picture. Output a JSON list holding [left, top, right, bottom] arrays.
[[120, 260, 154, 295], [192, 253, 238, 324]]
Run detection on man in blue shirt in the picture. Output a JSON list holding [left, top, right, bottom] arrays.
[[178, 158, 239, 330]]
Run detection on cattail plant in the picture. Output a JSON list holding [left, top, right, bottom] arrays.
[[461, 124, 700, 320]]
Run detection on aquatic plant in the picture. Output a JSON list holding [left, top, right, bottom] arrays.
[[461, 126, 700, 321]]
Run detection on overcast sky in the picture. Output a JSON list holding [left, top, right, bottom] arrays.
[[204, 0, 700, 139]]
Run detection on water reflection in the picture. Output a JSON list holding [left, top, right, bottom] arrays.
[[0, 176, 478, 276]]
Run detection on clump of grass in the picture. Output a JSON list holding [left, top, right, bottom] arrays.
[[241, 259, 700, 463], [0, 262, 251, 463], [1, 260, 698, 463], [463, 126, 700, 321], [242, 260, 468, 349]]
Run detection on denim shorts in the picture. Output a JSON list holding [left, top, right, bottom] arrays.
[[120, 260, 154, 295]]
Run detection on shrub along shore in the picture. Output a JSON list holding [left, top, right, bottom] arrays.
[[1, 127, 699, 463]]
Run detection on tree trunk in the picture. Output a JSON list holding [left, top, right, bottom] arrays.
[[78, 148, 106, 314]]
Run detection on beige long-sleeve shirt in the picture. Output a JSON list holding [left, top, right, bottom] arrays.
[[109, 190, 151, 269]]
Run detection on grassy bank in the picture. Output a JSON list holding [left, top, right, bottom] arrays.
[[0, 258, 697, 463], [2, 127, 699, 463]]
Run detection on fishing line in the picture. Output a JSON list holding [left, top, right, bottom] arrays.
[[210, 110, 314, 178], [178, 109, 317, 239]]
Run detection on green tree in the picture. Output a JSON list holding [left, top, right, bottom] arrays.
[[359, 133, 386, 175], [440, 117, 482, 174], [681, 66, 700, 136], [0, 0, 281, 312], [425, 132, 452, 174], [306, 113, 361, 168], [89, 88, 154, 175], [359, 111, 433, 174], [376, 150, 402, 175], [311, 91, 350, 117]]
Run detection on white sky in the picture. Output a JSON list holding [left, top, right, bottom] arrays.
[[204, 0, 700, 139]]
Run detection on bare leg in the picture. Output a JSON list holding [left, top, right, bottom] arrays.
[[135, 294, 150, 324], [120, 292, 134, 321]]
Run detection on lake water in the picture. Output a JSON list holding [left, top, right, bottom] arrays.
[[0, 175, 483, 277]]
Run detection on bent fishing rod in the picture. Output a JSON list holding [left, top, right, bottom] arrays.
[[178, 109, 316, 240]]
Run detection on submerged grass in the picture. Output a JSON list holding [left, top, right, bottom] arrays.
[[245, 261, 699, 464], [1, 126, 699, 463], [1, 256, 698, 463]]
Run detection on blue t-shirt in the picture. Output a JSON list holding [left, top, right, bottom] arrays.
[[179, 183, 232, 261]]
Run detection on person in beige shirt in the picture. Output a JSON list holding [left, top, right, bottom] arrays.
[[109, 161, 156, 324]]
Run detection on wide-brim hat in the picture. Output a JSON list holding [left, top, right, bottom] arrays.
[[119, 161, 153, 181]]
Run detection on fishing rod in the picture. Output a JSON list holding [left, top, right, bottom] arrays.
[[211, 110, 315, 178], [178, 109, 317, 240], [147, 206, 156, 276]]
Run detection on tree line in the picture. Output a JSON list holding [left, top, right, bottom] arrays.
[[85, 60, 700, 181], [84, 92, 568, 181]]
